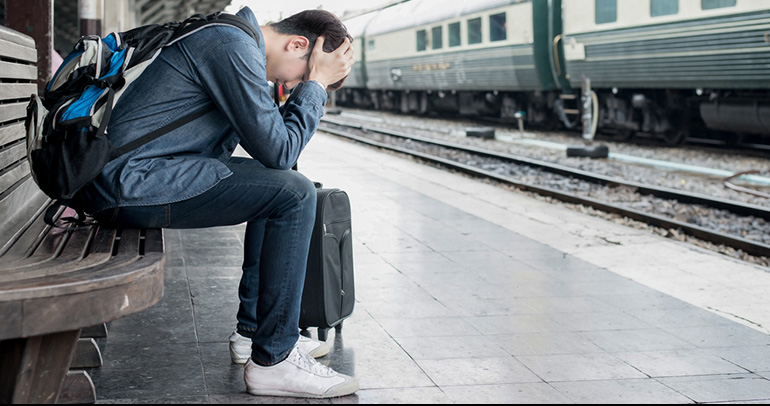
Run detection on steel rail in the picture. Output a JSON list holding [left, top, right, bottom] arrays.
[[319, 120, 770, 258], [321, 117, 770, 221]]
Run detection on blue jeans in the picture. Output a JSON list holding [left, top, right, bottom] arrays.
[[94, 157, 316, 365]]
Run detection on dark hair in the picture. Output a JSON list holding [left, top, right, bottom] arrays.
[[269, 10, 353, 90]]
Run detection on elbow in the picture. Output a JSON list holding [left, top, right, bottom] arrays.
[[274, 161, 296, 171], [253, 130, 305, 170], [263, 154, 297, 170]]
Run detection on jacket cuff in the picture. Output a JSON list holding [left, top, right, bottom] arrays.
[[300, 81, 328, 106], [306, 80, 327, 92]]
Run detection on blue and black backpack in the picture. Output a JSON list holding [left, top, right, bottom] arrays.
[[25, 12, 258, 201]]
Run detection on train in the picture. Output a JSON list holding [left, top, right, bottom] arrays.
[[335, 0, 770, 145]]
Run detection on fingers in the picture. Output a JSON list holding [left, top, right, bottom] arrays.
[[314, 35, 353, 55], [343, 40, 355, 77], [322, 37, 352, 56], [327, 38, 354, 76], [307, 36, 355, 87], [344, 52, 355, 72], [336, 38, 354, 65], [314, 35, 326, 53], [338, 38, 353, 55]]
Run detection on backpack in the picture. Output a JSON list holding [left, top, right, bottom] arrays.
[[25, 12, 258, 201]]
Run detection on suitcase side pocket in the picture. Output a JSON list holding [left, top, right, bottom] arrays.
[[322, 232, 343, 325], [339, 228, 355, 319]]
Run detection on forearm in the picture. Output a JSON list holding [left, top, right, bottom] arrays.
[[243, 82, 327, 168]]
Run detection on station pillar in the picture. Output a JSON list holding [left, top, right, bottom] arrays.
[[6, 0, 53, 94], [79, 0, 102, 36]]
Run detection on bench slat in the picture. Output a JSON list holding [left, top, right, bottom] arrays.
[[0, 102, 28, 122], [3, 224, 116, 278], [84, 226, 118, 257], [0, 83, 36, 102], [144, 229, 164, 254], [116, 228, 141, 257], [0, 227, 81, 278], [0, 161, 30, 197], [0, 178, 50, 256], [0, 122, 25, 147], [0, 140, 25, 169], [0, 37, 37, 63], [0, 26, 36, 51], [0, 198, 51, 263], [0, 61, 37, 81], [0, 214, 114, 280]]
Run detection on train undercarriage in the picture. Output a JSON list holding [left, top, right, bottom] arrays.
[[336, 87, 770, 147]]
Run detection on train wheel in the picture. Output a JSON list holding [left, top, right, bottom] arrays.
[[662, 128, 687, 146]]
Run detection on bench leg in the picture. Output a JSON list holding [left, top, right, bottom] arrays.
[[57, 371, 96, 404], [71, 338, 103, 369], [0, 329, 81, 404]]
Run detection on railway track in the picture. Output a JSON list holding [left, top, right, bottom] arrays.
[[319, 117, 770, 261]]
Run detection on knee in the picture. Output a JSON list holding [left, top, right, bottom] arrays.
[[285, 171, 316, 209]]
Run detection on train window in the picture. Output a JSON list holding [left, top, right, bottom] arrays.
[[368, 39, 375, 51], [432, 26, 443, 50], [417, 29, 427, 51], [651, 0, 678, 16], [595, 0, 617, 24], [701, 0, 736, 9], [489, 13, 507, 42], [468, 17, 482, 45], [449, 22, 461, 47]]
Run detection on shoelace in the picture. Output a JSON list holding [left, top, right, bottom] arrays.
[[292, 347, 335, 377]]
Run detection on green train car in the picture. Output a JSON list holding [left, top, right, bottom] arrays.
[[336, 0, 770, 144]]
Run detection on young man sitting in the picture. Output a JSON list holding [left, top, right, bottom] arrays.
[[74, 6, 357, 398]]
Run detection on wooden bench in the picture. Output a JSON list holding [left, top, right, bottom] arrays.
[[0, 26, 166, 404]]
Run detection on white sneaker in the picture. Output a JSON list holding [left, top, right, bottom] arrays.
[[229, 331, 330, 364], [244, 346, 358, 398]]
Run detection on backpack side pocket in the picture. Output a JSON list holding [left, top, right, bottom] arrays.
[[25, 94, 48, 185]]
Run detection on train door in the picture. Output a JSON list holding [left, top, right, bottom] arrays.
[[549, 0, 571, 91], [534, 0, 579, 129], [533, 0, 570, 91]]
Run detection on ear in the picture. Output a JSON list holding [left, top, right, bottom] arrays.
[[287, 36, 310, 53]]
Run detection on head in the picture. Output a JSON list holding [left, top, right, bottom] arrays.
[[265, 10, 352, 91]]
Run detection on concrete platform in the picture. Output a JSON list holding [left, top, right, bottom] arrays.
[[90, 131, 770, 404]]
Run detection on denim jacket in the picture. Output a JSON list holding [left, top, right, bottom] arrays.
[[77, 6, 328, 214]]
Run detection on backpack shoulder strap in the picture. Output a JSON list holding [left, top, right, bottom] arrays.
[[212, 13, 260, 43], [112, 104, 216, 158], [169, 12, 260, 46]]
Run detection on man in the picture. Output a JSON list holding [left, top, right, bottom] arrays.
[[74, 5, 357, 399]]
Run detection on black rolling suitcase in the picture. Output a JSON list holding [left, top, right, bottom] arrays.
[[299, 185, 355, 341], [275, 83, 355, 342]]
